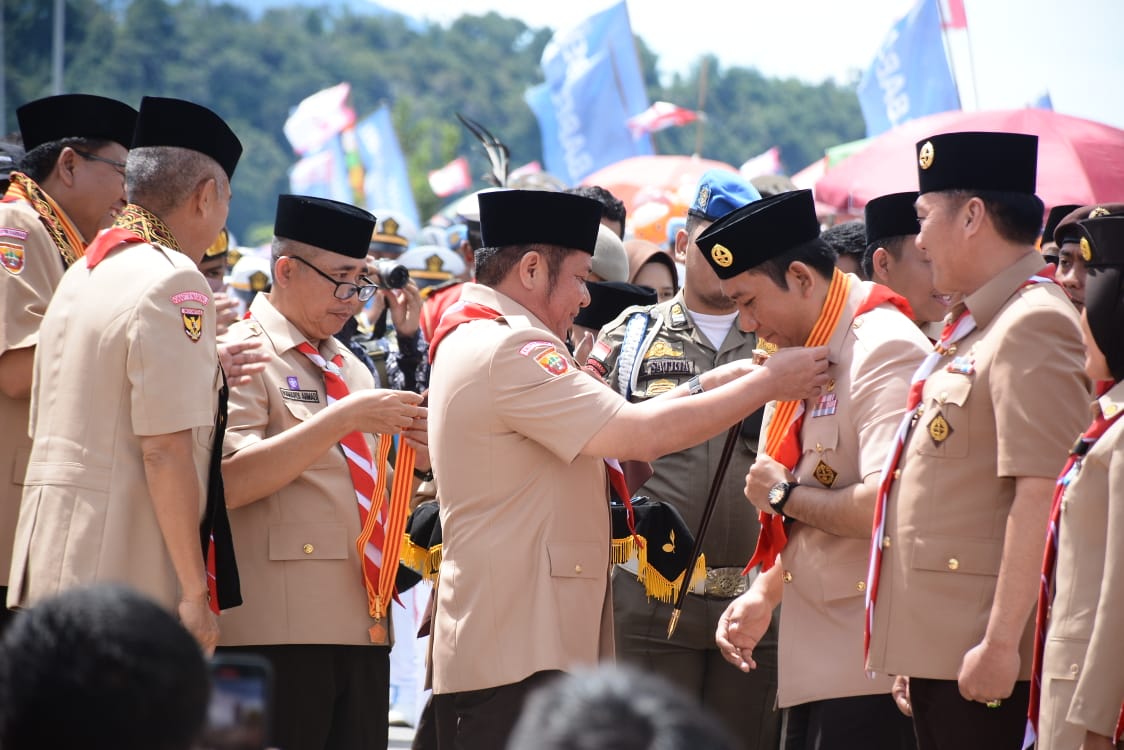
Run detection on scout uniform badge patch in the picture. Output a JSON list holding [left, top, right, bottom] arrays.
[[813, 460, 838, 487], [181, 307, 203, 342], [928, 412, 952, 445], [0, 242, 24, 274], [811, 379, 837, 417]]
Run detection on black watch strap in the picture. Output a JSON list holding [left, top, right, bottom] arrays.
[[413, 467, 434, 482]]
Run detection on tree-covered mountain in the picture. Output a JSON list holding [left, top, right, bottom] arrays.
[[2, 0, 864, 242]]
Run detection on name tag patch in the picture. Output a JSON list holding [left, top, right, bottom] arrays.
[[280, 388, 320, 403]]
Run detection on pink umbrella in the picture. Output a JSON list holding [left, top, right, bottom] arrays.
[[581, 155, 737, 214], [814, 109, 1124, 214]]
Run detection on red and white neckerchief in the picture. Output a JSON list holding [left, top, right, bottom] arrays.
[[864, 272, 1054, 666], [297, 341, 413, 643], [1025, 380, 1124, 749]]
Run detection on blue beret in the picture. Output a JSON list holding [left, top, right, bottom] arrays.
[[688, 170, 762, 221]]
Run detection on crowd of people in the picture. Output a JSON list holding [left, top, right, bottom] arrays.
[[0, 91, 1120, 750]]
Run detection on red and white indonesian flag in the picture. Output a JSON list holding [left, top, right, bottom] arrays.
[[427, 156, 472, 198], [626, 102, 699, 138], [739, 146, 783, 179], [283, 82, 357, 156]]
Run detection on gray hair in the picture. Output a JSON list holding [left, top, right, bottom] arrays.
[[126, 146, 225, 216]]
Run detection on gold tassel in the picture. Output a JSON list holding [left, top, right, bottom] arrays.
[[637, 549, 709, 604], [610, 536, 637, 565], [399, 533, 430, 574], [423, 544, 443, 582]]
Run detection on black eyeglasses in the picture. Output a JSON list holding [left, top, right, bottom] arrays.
[[283, 255, 377, 302], [73, 150, 126, 178]]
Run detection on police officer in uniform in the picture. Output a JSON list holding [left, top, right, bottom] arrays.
[[0, 94, 136, 629], [704, 189, 928, 749], [866, 132, 1090, 750], [7, 96, 243, 652], [427, 189, 830, 750], [590, 171, 783, 748], [217, 195, 429, 750]]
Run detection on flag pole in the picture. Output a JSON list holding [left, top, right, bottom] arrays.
[[693, 57, 709, 157], [934, 0, 964, 110]]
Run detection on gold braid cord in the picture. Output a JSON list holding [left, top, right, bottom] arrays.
[[112, 203, 181, 252], [3, 172, 85, 267]]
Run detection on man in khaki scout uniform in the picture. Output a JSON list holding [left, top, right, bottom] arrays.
[[7, 96, 243, 653], [427, 188, 832, 750], [705, 189, 928, 749], [866, 132, 1089, 750], [590, 171, 784, 749], [1033, 215, 1124, 750], [217, 195, 428, 750], [0, 94, 136, 630]]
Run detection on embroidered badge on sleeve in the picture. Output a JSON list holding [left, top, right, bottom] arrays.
[[181, 307, 203, 342]]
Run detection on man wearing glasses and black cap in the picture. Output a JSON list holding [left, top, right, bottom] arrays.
[[0, 93, 136, 631], [216, 195, 430, 750]]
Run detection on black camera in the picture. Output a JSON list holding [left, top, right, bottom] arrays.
[[372, 258, 410, 289]]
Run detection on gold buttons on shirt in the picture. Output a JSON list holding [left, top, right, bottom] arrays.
[[882, 535, 892, 549], [893, 469, 902, 479], [303, 543, 314, 555], [852, 318, 864, 329], [856, 581, 866, 592], [947, 558, 960, 571], [782, 571, 793, 583], [939, 391, 949, 405], [574, 564, 583, 574]]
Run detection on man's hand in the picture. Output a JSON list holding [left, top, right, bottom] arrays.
[[403, 412, 430, 470], [1079, 731, 1116, 750], [760, 345, 830, 402], [716, 588, 775, 672], [744, 454, 791, 514], [178, 594, 219, 656], [957, 638, 1020, 704], [348, 388, 426, 436], [218, 340, 270, 386], [384, 281, 423, 338], [892, 675, 913, 717], [706, 359, 758, 389], [214, 292, 240, 336]]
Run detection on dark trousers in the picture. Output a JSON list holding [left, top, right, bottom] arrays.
[[217, 643, 389, 750], [783, 693, 917, 750], [612, 568, 782, 750], [0, 587, 14, 636], [909, 678, 1030, 750], [431, 670, 561, 750]]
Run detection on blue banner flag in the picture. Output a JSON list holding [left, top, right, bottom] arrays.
[[856, 0, 960, 137], [289, 104, 419, 228], [525, 1, 652, 186]]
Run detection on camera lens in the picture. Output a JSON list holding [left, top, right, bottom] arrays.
[[374, 259, 410, 289]]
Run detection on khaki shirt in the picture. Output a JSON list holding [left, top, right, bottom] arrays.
[[1038, 381, 1124, 748], [0, 201, 77, 583], [7, 241, 217, 612], [592, 290, 762, 566], [775, 279, 929, 707], [218, 293, 384, 647], [868, 252, 1089, 679], [428, 283, 625, 693]]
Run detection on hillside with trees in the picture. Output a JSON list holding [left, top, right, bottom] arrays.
[[2, 0, 865, 241]]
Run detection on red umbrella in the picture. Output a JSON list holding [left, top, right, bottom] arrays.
[[581, 155, 737, 214], [814, 109, 1124, 214]]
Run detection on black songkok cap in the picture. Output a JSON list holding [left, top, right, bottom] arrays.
[[17, 94, 137, 151], [132, 96, 243, 179], [1053, 204, 1124, 246], [1043, 204, 1080, 245], [573, 281, 658, 331], [1077, 215, 1124, 381], [864, 191, 920, 246], [695, 189, 821, 280], [478, 189, 601, 254], [274, 195, 376, 259], [916, 131, 1038, 196]]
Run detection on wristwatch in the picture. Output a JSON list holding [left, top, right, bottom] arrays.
[[413, 467, 434, 482], [767, 481, 797, 518], [687, 375, 704, 395]]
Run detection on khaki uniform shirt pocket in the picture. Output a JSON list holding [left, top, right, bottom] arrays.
[[820, 558, 870, 602], [911, 535, 1002, 577], [547, 541, 603, 580], [268, 522, 349, 561], [916, 376, 972, 459]]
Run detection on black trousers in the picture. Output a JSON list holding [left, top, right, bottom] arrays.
[[430, 670, 561, 750], [783, 693, 917, 750], [909, 678, 1030, 750], [217, 643, 389, 750]]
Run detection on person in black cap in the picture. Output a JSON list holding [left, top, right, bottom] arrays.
[[864, 132, 1090, 750], [215, 195, 429, 750], [1040, 203, 1080, 266], [589, 169, 784, 749], [863, 190, 953, 329], [426, 188, 828, 750], [699, 189, 928, 750], [1051, 204, 1124, 314], [7, 96, 251, 655], [1031, 214, 1124, 750], [0, 94, 136, 631]]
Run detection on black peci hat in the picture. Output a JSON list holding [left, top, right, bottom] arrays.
[[1076, 215, 1124, 380], [478, 189, 602, 254], [916, 132, 1038, 196], [1043, 204, 1080, 245], [132, 96, 243, 179], [274, 195, 376, 259], [694, 189, 821, 280], [864, 191, 920, 246], [573, 281, 658, 331], [17, 94, 137, 151], [1053, 204, 1124, 247]]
